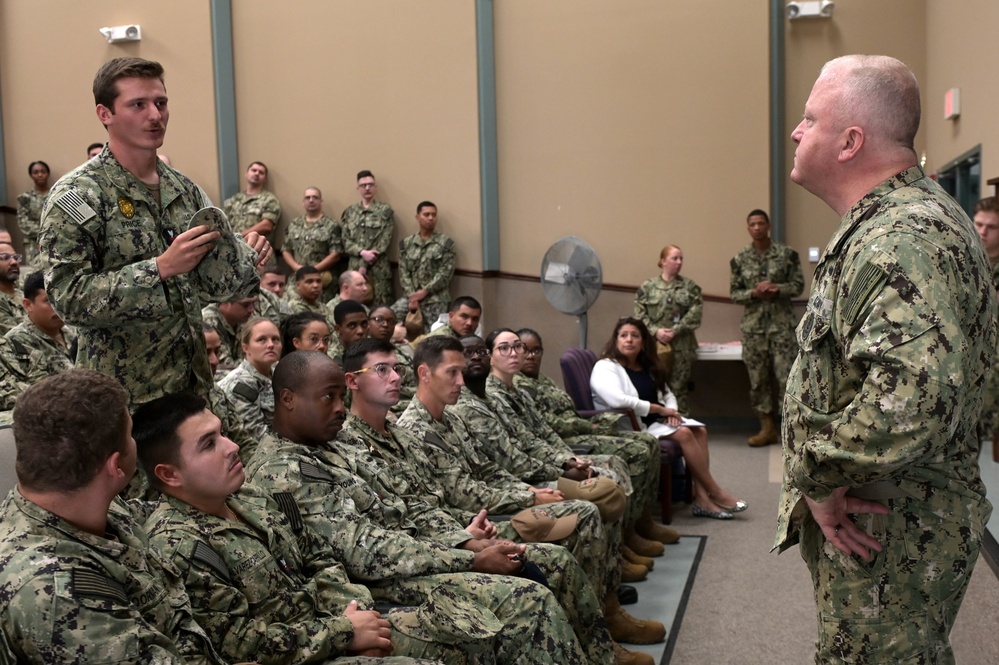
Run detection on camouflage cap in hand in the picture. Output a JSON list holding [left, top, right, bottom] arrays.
[[189, 206, 248, 300]]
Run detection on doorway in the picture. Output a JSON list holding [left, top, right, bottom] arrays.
[[937, 145, 982, 217]]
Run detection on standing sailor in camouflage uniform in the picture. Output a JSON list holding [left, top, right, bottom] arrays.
[[729, 209, 803, 446], [341, 171, 395, 306], [223, 161, 282, 238], [16, 161, 51, 266], [134, 393, 492, 664], [776, 55, 997, 664], [246, 351, 605, 665], [0, 242, 24, 335], [394, 202, 455, 332], [38, 57, 269, 406], [0, 370, 226, 664], [282, 187, 342, 300], [635, 245, 703, 413]]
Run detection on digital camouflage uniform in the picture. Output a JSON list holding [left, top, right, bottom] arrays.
[[39, 146, 260, 405], [976, 259, 999, 439], [0, 491, 224, 664], [223, 190, 282, 236], [218, 358, 275, 445], [730, 239, 804, 416], [16, 188, 47, 266], [393, 232, 456, 331], [342, 404, 616, 654], [0, 291, 24, 336], [201, 303, 242, 369], [1, 320, 75, 392], [634, 274, 703, 413], [286, 288, 332, 322], [245, 433, 596, 665], [450, 387, 624, 602], [775, 167, 997, 664], [0, 338, 28, 413], [514, 372, 660, 524], [341, 202, 395, 306], [284, 214, 343, 301], [146, 487, 480, 664], [257, 287, 289, 326]]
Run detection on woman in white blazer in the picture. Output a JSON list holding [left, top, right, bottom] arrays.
[[591, 316, 746, 520]]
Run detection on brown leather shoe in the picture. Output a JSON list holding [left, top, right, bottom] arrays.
[[637, 515, 681, 544], [626, 530, 665, 557], [622, 544, 655, 570], [606, 604, 667, 644], [614, 642, 655, 665], [620, 558, 649, 583]]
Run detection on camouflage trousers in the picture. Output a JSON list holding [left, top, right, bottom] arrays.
[[566, 432, 660, 526], [668, 347, 697, 415], [368, 571, 590, 665], [743, 329, 797, 416], [495, 498, 620, 606], [799, 495, 986, 664], [977, 352, 999, 438]]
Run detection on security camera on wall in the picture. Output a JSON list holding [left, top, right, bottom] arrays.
[[99, 25, 142, 43], [786, 1, 834, 20]]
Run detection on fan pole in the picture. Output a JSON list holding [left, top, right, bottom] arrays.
[[578, 313, 588, 349]]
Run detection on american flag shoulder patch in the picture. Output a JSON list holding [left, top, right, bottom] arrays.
[[54, 190, 97, 224], [71, 567, 129, 604]]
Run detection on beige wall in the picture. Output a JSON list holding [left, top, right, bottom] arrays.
[[0, 0, 218, 206]]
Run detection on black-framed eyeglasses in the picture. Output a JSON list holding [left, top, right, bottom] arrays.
[[524, 347, 544, 358], [463, 347, 489, 359], [494, 342, 525, 356], [351, 363, 407, 380], [369, 315, 396, 325]]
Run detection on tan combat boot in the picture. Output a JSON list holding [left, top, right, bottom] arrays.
[[622, 544, 655, 570], [748, 414, 778, 447], [636, 505, 681, 544], [613, 642, 655, 665], [625, 529, 664, 557], [605, 594, 667, 644], [620, 558, 649, 583]]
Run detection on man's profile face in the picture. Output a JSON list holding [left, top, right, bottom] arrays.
[[337, 312, 369, 347], [346, 273, 370, 302], [303, 189, 322, 215], [461, 336, 490, 380], [789, 71, 843, 195], [297, 274, 323, 303], [416, 206, 438, 234], [114, 411, 139, 494], [746, 215, 771, 242], [287, 361, 348, 444], [0, 244, 21, 283], [974, 211, 999, 257], [171, 409, 244, 501], [261, 272, 286, 297], [97, 77, 169, 153], [246, 163, 268, 187], [425, 350, 465, 407], [204, 330, 222, 374], [220, 298, 257, 327], [24, 290, 64, 332], [449, 305, 481, 337], [357, 176, 377, 203]]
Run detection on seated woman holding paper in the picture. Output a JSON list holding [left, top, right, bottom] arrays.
[[591, 316, 747, 520]]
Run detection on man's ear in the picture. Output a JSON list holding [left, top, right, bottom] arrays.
[[278, 387, 295, 411], [96, 104, 114, 127], [105, 451, 127, 481], [838, 126, 865, 163], [417, 364, 430, 383], [344, 371, 360, 391], [154, 462, 183, 489]]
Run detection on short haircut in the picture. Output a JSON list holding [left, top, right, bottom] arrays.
[[22, 272, 46, 301], [484, 327, 518, 352], [28, 161, 50, 176], [239, 316, 275, 345], [516, 328, 542, 345], [93, 57, 164, 109], [974, 197, 999, 216], [746, 209, 769, 224], [304, 186, 322, 198], [449, 296, 482, 313], [821, 55, 920, 151], [262, 265, 286, 278], [132, 393, 208, 490], [356, 170, 375, 182], [339, 270, 363, 288], [333, 299, 366, 325], [281, 312, 329, 357], [272, 350, 331, 396], [248, 161, 268, 174], [13, 370, 130, 492], [86, 142, 104, 156], [295, 265, 320, 282], [413, 335, 463, 370], [202, 322, 218, 334], [342, 338, 395, 373], [417, 200, 436, 214]]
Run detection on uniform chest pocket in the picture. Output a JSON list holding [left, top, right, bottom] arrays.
[[789, 308, 837, 415]]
